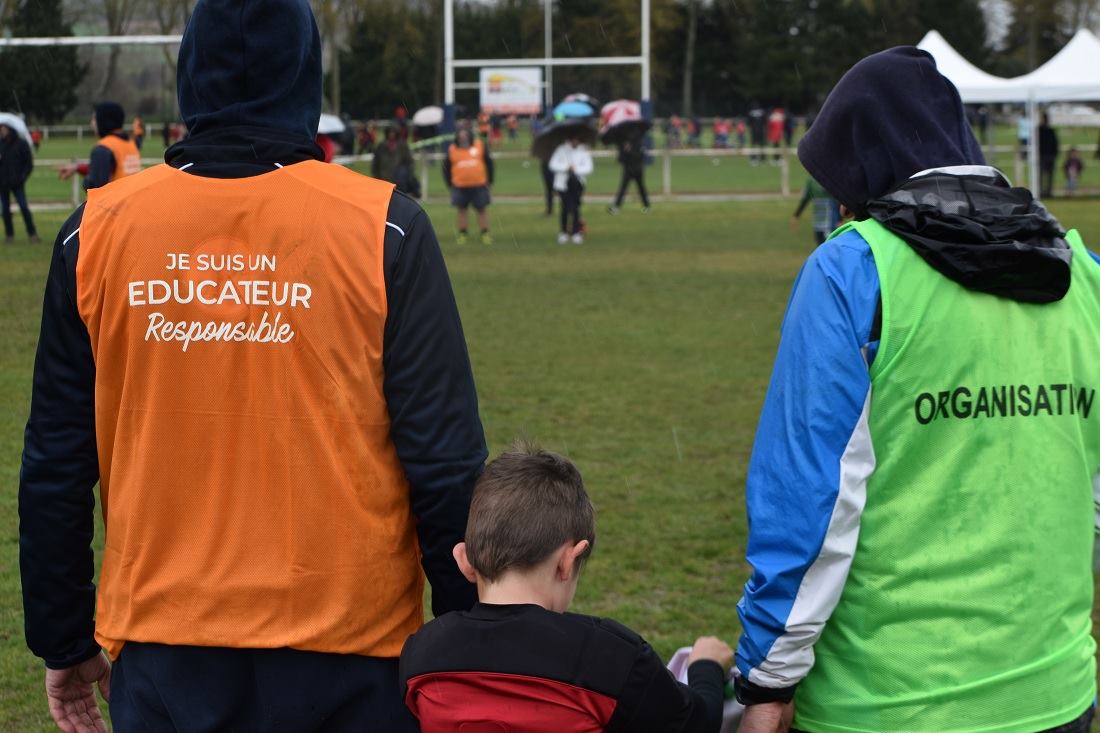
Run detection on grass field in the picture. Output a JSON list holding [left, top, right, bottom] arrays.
[[2, 195, 1100, 730]]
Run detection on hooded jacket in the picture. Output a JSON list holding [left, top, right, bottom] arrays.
[[736, 43, 1100, 709], [21, 0, 484, 670], [0, 131, 33, 190]]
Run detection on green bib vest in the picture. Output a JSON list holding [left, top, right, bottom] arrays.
[[794, 219, 1100, 733]]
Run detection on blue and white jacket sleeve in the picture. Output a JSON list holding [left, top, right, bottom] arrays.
[[734, 230, 880, 702]]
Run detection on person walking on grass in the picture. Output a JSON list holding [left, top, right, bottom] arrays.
[[0, 122, 39, 243], [608, 137, 650, 215], [20, 1, 486, 731], [443, 128, 494, 245], [1064, 147, 1084, 196], [789, 177, 837, 246], [58, 103, 141, 189], [736, 47, 1100, 733], [549, 134, 593, 245]]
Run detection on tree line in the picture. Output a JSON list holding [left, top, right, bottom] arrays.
[[0, 0, 1097, 124]]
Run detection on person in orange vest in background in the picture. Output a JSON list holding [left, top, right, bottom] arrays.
[[767, 107, 786, 164], [443, 127, 494, 245], [58, 102, 141, 189], [477, 110, 491, 140], [131, 115, 145, 150], [20, 0, 486, 731]]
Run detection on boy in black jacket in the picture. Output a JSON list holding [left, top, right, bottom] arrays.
[[400, 443, 731, 733]]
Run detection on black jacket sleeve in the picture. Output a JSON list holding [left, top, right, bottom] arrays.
[[382, 193, 486, 617], [484, 146, 494, 186], [19, 205, 102, 669], [16, 139, 33, 185], [84, 146, 115, 190], [607, 644, 725, 733]]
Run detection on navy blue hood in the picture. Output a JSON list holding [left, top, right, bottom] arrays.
[[177, 0, 322, 141], [798, 47, 984, 217]]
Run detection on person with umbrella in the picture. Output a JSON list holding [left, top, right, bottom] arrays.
[[0, 120, 39, 243], [601, 100, 652, 215], [443, 128, 494, 245], [549, 131, 593, 245]]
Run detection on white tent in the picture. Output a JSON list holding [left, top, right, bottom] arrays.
[[916, 31, 1026, 103], [917, 29, 1100, 194], [1014, 29, 1100, 102]]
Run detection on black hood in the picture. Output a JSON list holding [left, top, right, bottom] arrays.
[[866, 167, 1072, 304], [798, 47, 985, 218], [177, 0, 322, 142]]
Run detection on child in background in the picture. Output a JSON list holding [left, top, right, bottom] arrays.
[[549, 134, 594, 244], [400, 443, 733, 733], [1064, 147, 1084, 196]]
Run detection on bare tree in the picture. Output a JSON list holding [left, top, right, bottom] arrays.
[[150, 0, 190, 72], [97, 0, 145, 96]]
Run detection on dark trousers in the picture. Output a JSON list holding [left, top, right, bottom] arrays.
[[792, 705, 1094, 733], [1, 186, 36, 237], [614, 169, 650, 208], [109, 642, 418, 733], [541, 160, 554, 214], [1040, 156, 1056, 199], [559, 178, 583, 235]]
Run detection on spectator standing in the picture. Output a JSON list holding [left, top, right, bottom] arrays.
[[549, 135, 593, 245], [443, 128, 494, 245], [748, 105, 766, 164], [1039, 112, 1059, 198], [1064, 147, 1084, 196], [371, 124, 415, 193], [789, 177, 838, 246], [0, 122, 39, 243], [767, 107, 785, 163], [735, 118, 747, 148], [608, 138, 650, 214], [20, 1, 486, 730], [131, 115, 145, 151]]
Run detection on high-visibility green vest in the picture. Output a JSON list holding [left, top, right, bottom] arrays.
[[794, 219, 1100, 733]]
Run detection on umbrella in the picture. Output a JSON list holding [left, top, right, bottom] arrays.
[[412, 105, 444, 127], [317, 113, 345, 135], [599, 99, 652, 145], [0, 113, 33, 149], [552, 100, 595, 121], [562, 93, 599, 108], [531, 118, 597, 161]]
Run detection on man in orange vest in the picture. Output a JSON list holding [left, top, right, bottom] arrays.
[[443, 128, 494, 245], [20, 1, 486, 731], [58, 102, 141, 189]]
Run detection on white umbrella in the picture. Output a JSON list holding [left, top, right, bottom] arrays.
[[0, 113, 33, 149], [412, 106, 444, 127], [317, 113, 345, 135]]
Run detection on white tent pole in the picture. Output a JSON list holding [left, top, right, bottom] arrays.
[[1028, 97, 1041, 197]]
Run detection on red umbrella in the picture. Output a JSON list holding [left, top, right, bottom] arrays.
[[599, 100, 651, 145]]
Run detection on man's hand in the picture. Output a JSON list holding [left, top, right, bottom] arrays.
[[687, 635, 734, 673], [45, 652, 111, 733], [739, 701, 794, 733], [58, 164, 79, 180], [788, 215, 800, 232]]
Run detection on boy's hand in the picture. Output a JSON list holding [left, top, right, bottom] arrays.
[[687, 635, 734, 672], [739, 702, 794, 733]]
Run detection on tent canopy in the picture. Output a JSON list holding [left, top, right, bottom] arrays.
[[916, 31, 1024, 103], [917, 28, 1100, 104], [1014, 29, 1100, 102]]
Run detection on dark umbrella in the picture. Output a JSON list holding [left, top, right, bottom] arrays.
[[600, 119, 652, 145], [531, 118, 597, 161]]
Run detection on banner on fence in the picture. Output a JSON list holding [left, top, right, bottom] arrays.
[[480, 68, 542, 114]]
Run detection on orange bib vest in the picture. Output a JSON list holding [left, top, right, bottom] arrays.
[[96, 134, 141, 181], [77, 161, 423, 660], [448, 141, 489, 188]]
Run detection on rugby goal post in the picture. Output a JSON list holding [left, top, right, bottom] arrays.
[[443, 0, 652, 129]]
